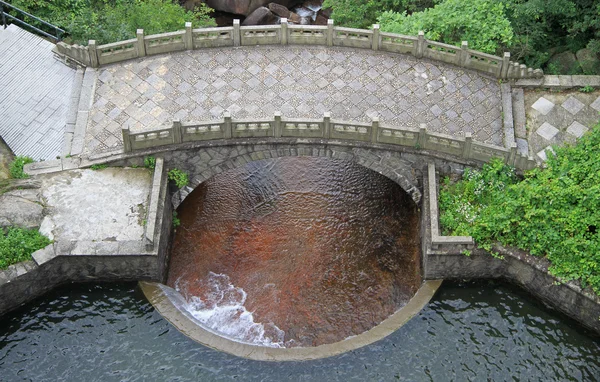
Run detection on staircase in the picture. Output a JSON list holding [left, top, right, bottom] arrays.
[[0, 24, 76, 160]]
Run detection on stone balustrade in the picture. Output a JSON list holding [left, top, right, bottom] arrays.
[[121, 112, 537, 171], [53, 20, 542, 80]]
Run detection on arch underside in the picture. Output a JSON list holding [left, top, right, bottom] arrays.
[[168, 143, 425, 208]]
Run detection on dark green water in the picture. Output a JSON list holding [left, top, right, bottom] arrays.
[[1, 282, 599, 381]]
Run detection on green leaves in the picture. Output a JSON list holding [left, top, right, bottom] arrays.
[[9, 156, 34, 179], [0, 227, 52, 269], [379, 0, 514, 54], [168, 168, 188, 189], [440, 122, 600, 294]]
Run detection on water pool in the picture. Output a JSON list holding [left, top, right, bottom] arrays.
[[1, 281, 598, 381]]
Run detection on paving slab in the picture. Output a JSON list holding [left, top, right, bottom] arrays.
[[524, 89, 600, 162], [38, 168, 151, 242], [82, 46, 504, 155]]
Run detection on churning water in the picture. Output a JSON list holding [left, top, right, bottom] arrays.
[[167, 157, 421, 347]]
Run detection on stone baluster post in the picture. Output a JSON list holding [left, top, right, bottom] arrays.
[[122, 127, 132, 152], [173, 119, 183, 144], [459, 41, 469, 68], [184, 22, 193, 50], [274, 111, 282, 137], [462, 132, 472, 159], [418, 124, 427, 148], [501, 52, 510, 79], [372, 24, 380, 51], [136, 30, 146, 57], [416, 31, 425, 58], [508, 142, 517, 165], [88, 40, 99, 68], [281, 18, 288, 45], [233, 19, 241, 47], [371, 117, 379, 143], [327, 19, 334, 47], [224, 112, 232, 138], [323, 112, 331, 138]]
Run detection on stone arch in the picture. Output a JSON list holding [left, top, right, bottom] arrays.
[[166, 143, 424, 209]]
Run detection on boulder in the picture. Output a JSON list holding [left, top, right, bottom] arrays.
[[242, 6, 277, 25], [206, 0, 303, 16], [268, 3, 290, 18], [547, 51, 579, 74], [0, 192, 44, 229], [288, 12, 302, 24], [576, 48, 600, 75], [314, 14, 328, 26]]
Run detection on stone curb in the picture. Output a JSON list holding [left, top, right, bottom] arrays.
[[515, 75, 600, 89]]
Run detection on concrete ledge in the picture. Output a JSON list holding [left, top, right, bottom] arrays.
[[515, 75, 600, 89], [139, 279, 442, 361], [144, 157, 166, 250]]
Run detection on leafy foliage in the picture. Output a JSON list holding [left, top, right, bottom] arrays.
[[440, 124, 600, 294], [168, 168, 188, 189], [172, 211, 180, 228], [144, 156, 156, 170], [90, 164, 108, 170], [0, 227, 52, 269], [378, 0, 514, 54], [322, 0, 433, 29], [9, 0, 215, 45], [9, 156, 34, 179]]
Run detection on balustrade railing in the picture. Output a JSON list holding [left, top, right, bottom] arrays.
[[53, 19, 543, 79], [1, 0, 65, 42], [121, 112, 537, 171]]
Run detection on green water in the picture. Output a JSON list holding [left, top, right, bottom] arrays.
[[1, 281, 598, 381]]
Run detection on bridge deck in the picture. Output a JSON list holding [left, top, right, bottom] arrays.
[[83, 46, 503, 156], [0, 25, 76, 160]]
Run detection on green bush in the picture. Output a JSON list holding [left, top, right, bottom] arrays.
[[9, 156, 34, 179], [90, 164, 108, 170], [144, 156, 156, 170], [168, 168, 188, 189], [378, 0, 514, 54], [440, 123, 600, 294], [10, 0, 215, 45], [0, 227, 52, 269]]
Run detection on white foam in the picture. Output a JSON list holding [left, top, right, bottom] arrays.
[[175, 272, 285, 348]]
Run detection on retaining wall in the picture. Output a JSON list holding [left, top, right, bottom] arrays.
[[0, 158, 171, 316]]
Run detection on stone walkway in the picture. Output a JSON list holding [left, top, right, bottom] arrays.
[[524, 90, 600, 161], [0, 25, 76, 161], [83, 46, 503, 155]]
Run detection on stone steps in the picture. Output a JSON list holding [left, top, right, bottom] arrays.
[[0, 25, 76, 160]]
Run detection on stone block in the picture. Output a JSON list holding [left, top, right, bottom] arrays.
[[32, 244, 57, 266], [531, 97, 555, 115], [536, 122, 559, 140]]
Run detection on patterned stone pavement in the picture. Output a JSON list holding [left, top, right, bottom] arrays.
[[84, 46, 503, 155], [525, 90, 600, 161]]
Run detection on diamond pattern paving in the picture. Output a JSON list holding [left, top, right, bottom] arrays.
[[84, 46, 503, 155]]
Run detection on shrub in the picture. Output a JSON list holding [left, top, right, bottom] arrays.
[[9, 156, 34, 179], [90, 164, 108, 170], [168, 168, 188, 189], [440, 123, 600, 294], [144, 156, 156, 170], [0, 227, 52, 269]]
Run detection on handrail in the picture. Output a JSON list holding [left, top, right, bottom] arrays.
[[0, 0, 65, 42], [121, 112, 538, 171], [53, 19, 543, 80]]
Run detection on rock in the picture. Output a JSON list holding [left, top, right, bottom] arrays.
[[318, 7, 332, 18], [314, 14, 328, 26], [0, 193, 44, 229], [268, 3, 290, 18], [576, 48, 600, 75], [242, 6, 277, 25], [206, 0, 252, 15], [206, 0, 303, 16], [0, 137, 13, 180], [547, 51, 580, 74], [288, 11, 302, 24]]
